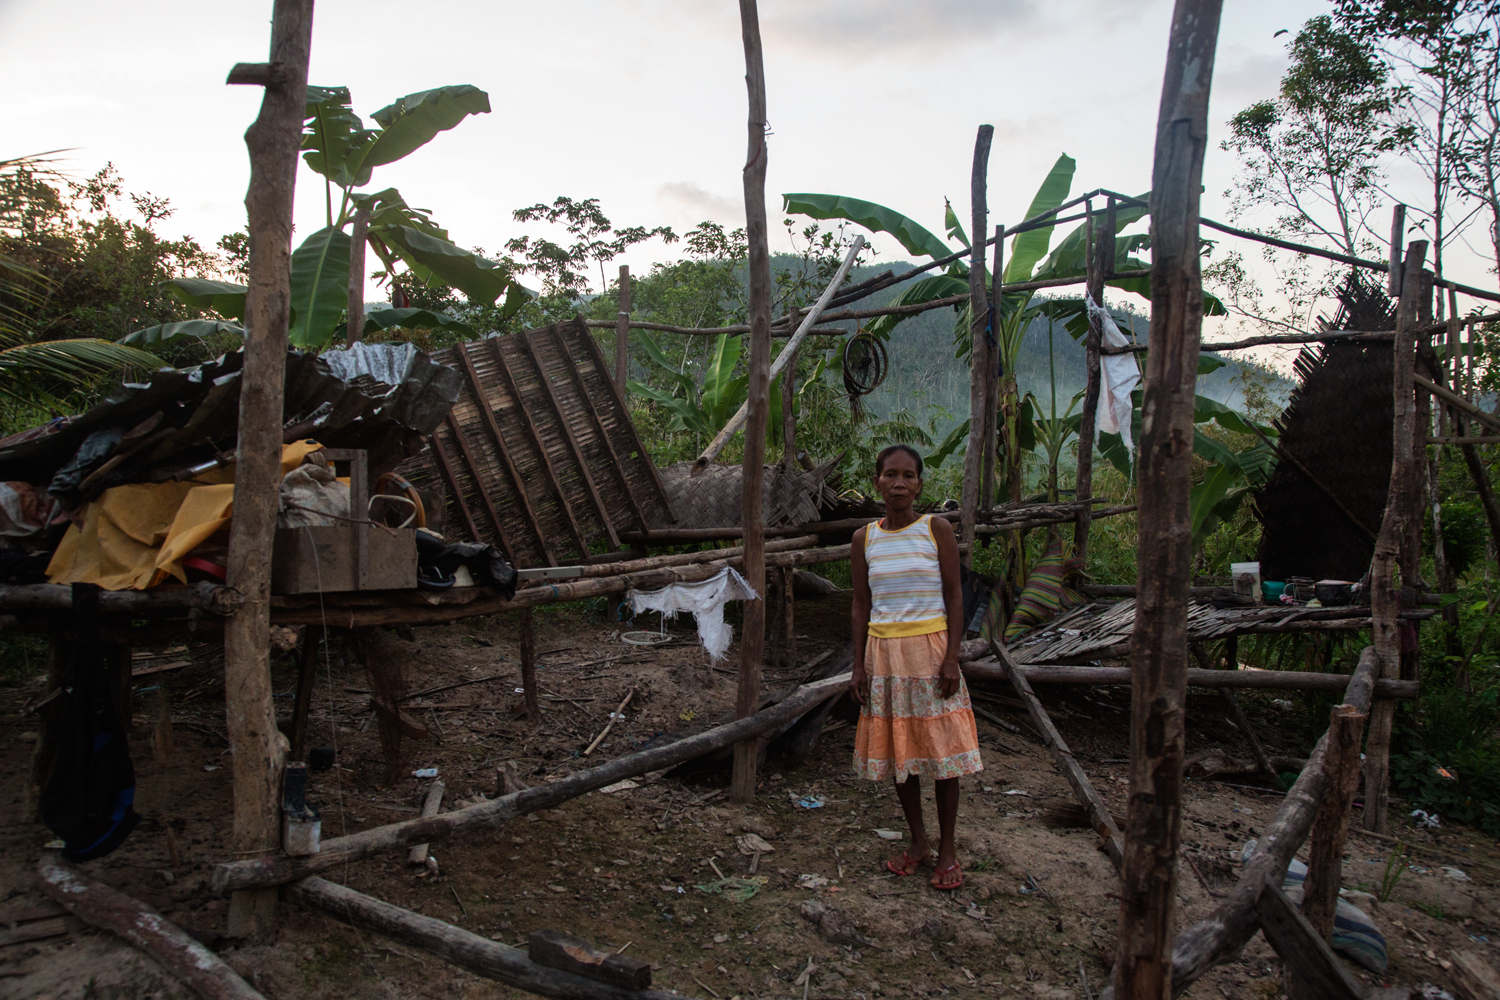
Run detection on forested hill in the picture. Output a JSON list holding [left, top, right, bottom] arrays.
[[801, 258, 1290, 440]]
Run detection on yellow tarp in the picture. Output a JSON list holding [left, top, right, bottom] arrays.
[[47, 441, 324, 590]]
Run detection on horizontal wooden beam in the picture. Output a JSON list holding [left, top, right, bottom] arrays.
[[0, 582, 241, 615], [963, 659, 1418, 698], [212, 672, 851, 893]]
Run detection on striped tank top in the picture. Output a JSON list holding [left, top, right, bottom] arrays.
[[864, 513, 946, 638]]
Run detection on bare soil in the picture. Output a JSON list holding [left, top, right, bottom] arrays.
[[3, 593, 1498, 999]]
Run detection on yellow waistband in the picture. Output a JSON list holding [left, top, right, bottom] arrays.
[[868, 616, 948, 638]]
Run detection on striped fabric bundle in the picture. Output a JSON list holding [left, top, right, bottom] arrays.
[[986, 531, 1084, 642]]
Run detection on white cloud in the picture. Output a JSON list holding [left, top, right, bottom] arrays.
[[657, 180, 744, 227]]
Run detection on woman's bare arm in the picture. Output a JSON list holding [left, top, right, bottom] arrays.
[[849, 525, 871, 704], [931, 517, 964, 698]]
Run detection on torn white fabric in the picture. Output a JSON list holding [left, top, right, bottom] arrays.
[[629, 566, 759, 661], [278, 463, 350, 529], [1085, 293, 1141, 461]]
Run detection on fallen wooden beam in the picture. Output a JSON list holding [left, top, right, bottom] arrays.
[[529, 929, 652, 990], [0, 582, 241, 615], [1255, 882, 1365, 1000], [1097, 645, 1379, 999], [961, 659, 1418, 699], [407, 779, 445, 866], [987, 640, 1124, 868], [39, 851, 266, 1000], [290, 878, 696, 1000], [212, 672, 851, 894]]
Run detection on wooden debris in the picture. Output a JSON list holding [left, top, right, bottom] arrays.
[[39, 851, 266, 1000], [1254, 883, 1364, 1000], [584, 688, 636, 756], [1453, 950, 1500, 1000], [529, 929, 652, 990], [0, 916, 68, 948], [407, 780, 446, 866], [291, 877, 690, 1000]]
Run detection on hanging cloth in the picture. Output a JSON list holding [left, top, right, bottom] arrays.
[[1084, 293, 1141, 461], [629, 567, 758, 661]]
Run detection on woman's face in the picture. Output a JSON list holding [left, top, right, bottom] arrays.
[[875, 450, 922, 509]]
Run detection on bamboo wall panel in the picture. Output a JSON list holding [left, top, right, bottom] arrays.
[[399, 319, 674, 566]]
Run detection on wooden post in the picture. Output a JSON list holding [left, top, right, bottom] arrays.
[[781, 318, 798, 468], [1116, 2, 1223, 997], [222, 0, 314, 942], [346, 204, 370, 344], [289, 624, 323, 761], [781, 565, 796, 672], [1299, 705, 1367, 955], [1388, 204, 1406, 296], [614, 264, 630, 394], [732, 0, 773, 805], [1074, 202, 1105, 561], [1407, 272, 1434, 593], [1364, 240, 1428, 835], [959, 124, 994, 568], [519, 607, 539, 722], [982, 224, 1003, 510]]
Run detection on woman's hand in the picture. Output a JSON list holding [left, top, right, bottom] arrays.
[[850, 666, 870, 706], [938, 654, 961, 699]]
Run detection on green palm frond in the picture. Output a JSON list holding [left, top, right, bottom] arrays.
[[0, 338, 161, 403]]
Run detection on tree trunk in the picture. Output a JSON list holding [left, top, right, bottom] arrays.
[[731, 0, 773, 806], [1116, 2, 1223, 996], [959, 125, 994, 568], [982, 225, 1004, 509], [346, 204, 369, 345], [1364, 241, 1427, 836], [223, 0, 314, 942], [614, 264, 630, 394]]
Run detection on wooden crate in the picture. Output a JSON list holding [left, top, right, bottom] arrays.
[[272, 449, 417, 594]]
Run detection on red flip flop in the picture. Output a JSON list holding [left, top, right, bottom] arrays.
[[930, 862, 964, 890], [885, 850, 931, 876]]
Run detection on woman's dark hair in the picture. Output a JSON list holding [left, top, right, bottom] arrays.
[[874, 443, 924, 478]]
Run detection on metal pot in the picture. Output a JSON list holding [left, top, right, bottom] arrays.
[[1315, 580, 1355, 606]]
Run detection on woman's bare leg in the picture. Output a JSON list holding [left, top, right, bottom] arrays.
[[890, 775, 931, 873], [931, 777, 961, 887]]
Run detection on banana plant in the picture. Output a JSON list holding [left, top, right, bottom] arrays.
[[786, 156, 1226, 507], [628, 331, 783, 445]]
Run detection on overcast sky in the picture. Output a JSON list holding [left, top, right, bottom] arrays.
[[1, 0, 1491, 362]]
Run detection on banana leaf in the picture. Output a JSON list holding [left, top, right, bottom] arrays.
[[1190, 462, 1248, 547], [781, 193, 951, 260], [1003, 153, 1076, 285], [302, 86, 376, 189], [361, 307, 476, 339], [288, 226, 352, 348], [160, 278, 249, 321], [863, 274, 969, 341], [121, 320, 244, 348], [925, 419, 969, 469], [379, 225, 514, 305], [943, 198, 969, 251], [362, 86, 490, 173]]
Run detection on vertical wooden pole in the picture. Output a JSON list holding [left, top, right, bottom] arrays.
[[1364, 240, 1428, 835], [346, 205, 369, 344], [1300, 705, 1367, 944], [1388, 204, 1406, 296], [519, 608, 539, 723], [982, 225, 1004, 511], [615, 264, 631, 394], [223, 0, 314, 942], [1115, 2, 1223, 997], [782, 315, 798, 468], [1407, 273, 1434, 594], [781, 565, 796, 672], [1074, 202, 1105, 562], [959, 125, 994, 568], [731, 0, 773, 806], [289, 624, 323, 761]]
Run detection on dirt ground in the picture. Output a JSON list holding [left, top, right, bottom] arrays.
[[3, 592, 1498, 1000]]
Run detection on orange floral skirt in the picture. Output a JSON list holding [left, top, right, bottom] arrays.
[[853, 631, 982, 782]]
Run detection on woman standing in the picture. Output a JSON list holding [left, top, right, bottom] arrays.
[[851, 444, 981, 890]]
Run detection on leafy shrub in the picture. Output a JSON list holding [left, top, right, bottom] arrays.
[[1391, 686, 1500, 836]]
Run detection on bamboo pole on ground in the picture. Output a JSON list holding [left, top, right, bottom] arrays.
[[1074, 202, 1105, 561], [346, 204, 369, 344], [959, 125, 994, 568], [212, 673, 851, 893], [40, 852, 267, 1000], [614, 264, 630, 394], [221, 0, 314, 942], [731, 0, 772, 805], [1116, 2, 1223, 995], [1364, 240, 1428, 835]]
